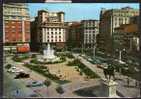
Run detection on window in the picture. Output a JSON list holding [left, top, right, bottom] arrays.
[[12, 26, 15, 28], [5, 21, 8, 24]]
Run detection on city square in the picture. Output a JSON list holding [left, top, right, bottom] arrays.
[[3, 3, 140, 98]]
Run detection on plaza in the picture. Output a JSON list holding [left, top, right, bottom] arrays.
[[3, 3, 140, 98]]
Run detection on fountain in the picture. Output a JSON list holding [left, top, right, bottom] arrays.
[[37, 43, 60, 63], [43, 43, 56, 60]]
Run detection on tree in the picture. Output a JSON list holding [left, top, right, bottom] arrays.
[[5, 64, 12, 69], [56, 86, 64, 94], [44, 80, 51, 87]]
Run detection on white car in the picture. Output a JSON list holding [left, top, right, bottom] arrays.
[[19, 69, 24, 72], [11, 66, 16, 69], [8, 69, 16, 73], [8, 67, 24, 73]]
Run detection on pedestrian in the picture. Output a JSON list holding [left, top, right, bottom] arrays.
[[135, 80, 138, 87], [127, 78, 130, 87], [16, 89, 20, 96]]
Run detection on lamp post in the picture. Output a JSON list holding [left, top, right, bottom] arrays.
[[81, 44, 84, 55], [93, 33, 97, 59]]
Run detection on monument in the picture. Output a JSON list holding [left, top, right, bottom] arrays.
[[93, 64, 120, 97], [100, 64, 119, 97], [100, 78, 119, 97]]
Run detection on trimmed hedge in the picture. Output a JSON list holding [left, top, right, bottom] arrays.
[[56, 52, 74, 59], [12, 54, 30, 62]]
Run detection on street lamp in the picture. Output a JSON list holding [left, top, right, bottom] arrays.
[[81, 44, 84, 55], [93, 33, 97, 59]]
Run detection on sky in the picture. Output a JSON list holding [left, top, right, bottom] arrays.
[[28, 3, 139, 22]]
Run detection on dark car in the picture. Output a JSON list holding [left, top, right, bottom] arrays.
[[14, 72, 30, 79]]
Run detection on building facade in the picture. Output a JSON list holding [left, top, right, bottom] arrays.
[[67, 22, 82, 49], [81, 20, 99, 48], [113, 15, 139, 55], [98, 7, 139, 54], [31, 10, 66, 51], [3, 3, 30, 45]]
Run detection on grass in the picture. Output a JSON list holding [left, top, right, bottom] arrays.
[[67, 59, 99, 78]]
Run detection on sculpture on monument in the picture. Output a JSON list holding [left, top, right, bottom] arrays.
[[103, 64, 115, 81]]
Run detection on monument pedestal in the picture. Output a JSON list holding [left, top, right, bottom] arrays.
[[100, 79, 119, 97]]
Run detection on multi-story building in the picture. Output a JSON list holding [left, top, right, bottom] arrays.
[[81, 20, 99, 48], [3, 3, 30, 47], [113, 15, 139, 55], [98, 7, 139, 54], [67, 22, 82, 49], [31, 10, 66, 51]]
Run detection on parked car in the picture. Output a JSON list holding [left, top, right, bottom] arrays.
[[26, 81, 43, 87], [8, 67, 24, 73], [29, 93, 38, 97], [14, 72, 30, 79], [7, 68, 17, 73]]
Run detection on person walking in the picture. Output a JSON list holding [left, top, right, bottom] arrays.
[[127, 77, 130, 87], [135, 80, 138, 87]]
